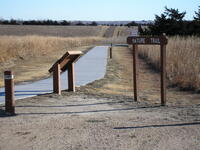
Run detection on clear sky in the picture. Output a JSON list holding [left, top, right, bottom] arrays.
[[0, 0, 199, 21]]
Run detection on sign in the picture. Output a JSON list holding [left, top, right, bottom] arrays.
[[127, 36, 168, 45], [131, 30, 138, 36], [127, 34, 168, 106], [49, 51, 83, 93], [49, 51, 83, 73], [4, 75, 14, 80]]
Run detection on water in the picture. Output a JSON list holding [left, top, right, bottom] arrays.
[[0, 46, 108, 104]]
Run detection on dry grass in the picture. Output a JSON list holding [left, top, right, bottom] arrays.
[[139, 36, 200, 91], [0, 25, 129, 86], [0, 35, 107, 63], [0, 35, 109, 87], [0, 25, 130, 63], [0, 35, 127, 87], [0, 25, 109, 37]]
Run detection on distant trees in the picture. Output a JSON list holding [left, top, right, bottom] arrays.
[[0, 19, 72, 26], [0, 19, 20, 25], [140, 6, 200, 36], [75, 21, 85, 26], [125, 21, 138, 27], [23, 20, 71, 26], [89, 21, 98, 26]]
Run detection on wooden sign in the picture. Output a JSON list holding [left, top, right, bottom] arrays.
[[49, 51, 83, 93], [49, 51, 83, 73], [127, 35, 168, 106], [130, 30, 138, 36], [127, 36, 168, 45]]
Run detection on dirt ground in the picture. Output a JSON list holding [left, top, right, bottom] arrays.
[[0, 46, 200, 150]]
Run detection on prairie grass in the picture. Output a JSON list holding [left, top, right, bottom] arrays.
[[0, 35, 107, 63], [139, 36, 200, 91], [0, 25, 109, 37], [0, 25, 129, 86]]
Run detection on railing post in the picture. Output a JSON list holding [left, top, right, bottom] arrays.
[[53, 63, 61, 95], [4, 71, 15, 115], [68, 63, 75, 92]]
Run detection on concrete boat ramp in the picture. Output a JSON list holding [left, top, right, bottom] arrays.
[[0, 46, 109, 104]]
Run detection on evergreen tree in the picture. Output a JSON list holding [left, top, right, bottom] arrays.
[[164, 7, 186, 21], [194, 6, 200, 21], [145, 7, 187, 35]]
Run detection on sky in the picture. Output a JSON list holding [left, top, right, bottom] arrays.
[[0, 0, 199, 21]]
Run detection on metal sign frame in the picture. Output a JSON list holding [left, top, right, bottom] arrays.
[[127, 35, 168, 106]]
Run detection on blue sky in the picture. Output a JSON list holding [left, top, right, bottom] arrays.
[[0, 0, 199, 21]]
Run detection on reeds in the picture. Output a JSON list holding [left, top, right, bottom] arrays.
[[139, 36, 200, 91], [0, 35, 107, 63]]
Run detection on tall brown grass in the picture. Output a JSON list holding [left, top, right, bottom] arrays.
[[0, 35, 108, 63], [139, 36, 200, 91], [0, 25, 109, 37]]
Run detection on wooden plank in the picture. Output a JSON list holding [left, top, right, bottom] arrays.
[[127, 36, 168, 45], [68, 63, 75, 92], [49, 51, 83, 73], [53, 64, 61, 95]]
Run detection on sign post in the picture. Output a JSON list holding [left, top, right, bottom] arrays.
[[4, 71, 15, 115], [160, 44, 167, 105], [68, 63, 75, 92], [127, 35, 168, 105], [53, 63, 61, 94], [133, 45, 138, 101]]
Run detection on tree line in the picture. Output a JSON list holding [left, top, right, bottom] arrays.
[[139, 6, 200, 36], [0, 19, 99, 26], [0, 19, 139, 26]]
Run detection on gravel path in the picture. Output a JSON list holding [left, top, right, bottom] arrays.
[[0, 46, 199, 150], [0, 93, 199, 150]]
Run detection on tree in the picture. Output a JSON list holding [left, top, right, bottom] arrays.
[[89, 21, 98, 26], [126, 21, 137, 27], [144, 7, 187, 35], [60, 20, 71, 26], [194, 6, 200, 21], [164, 6, 186, 21], [76, 21, 85, 26]]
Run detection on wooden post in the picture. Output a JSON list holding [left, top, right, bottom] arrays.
[[53, 63, 61, 95], [68, 63, 75, 92], [110, 47, 112, 59], [133, 44, 138, 101], [160, 44, 166, 106], [4, 71, 15, 115]]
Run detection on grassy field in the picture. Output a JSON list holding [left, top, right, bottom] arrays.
[[3, 25, 200, 92], [0, 36, 109, 87], [0, 25, 131, 37], [0, 35, 107, 63], [139, 36, 200, 91], [0, 25, 109, 37], [0, 25, 130, 87], [0, 25, 130, 64]]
